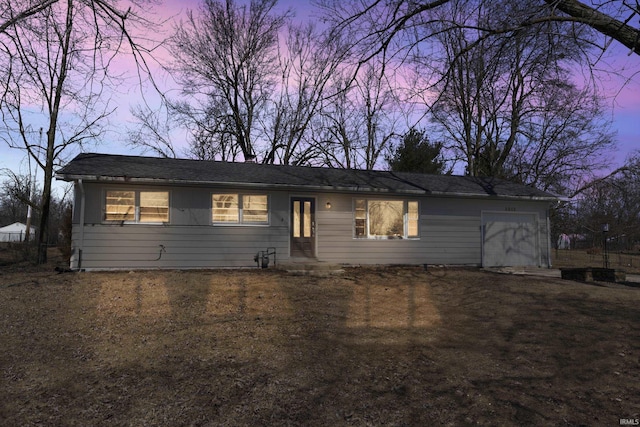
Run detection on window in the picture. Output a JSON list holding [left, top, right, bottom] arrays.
[[355, 199, 366, 237], [105, 190, 169, 223], [212, 194, 239, 222], [353, 199, 419, 239], [212, 194, 268, 224], [139, 192, 169, 222], [105, 191, 135, 221], [243, 195, 268, 223]]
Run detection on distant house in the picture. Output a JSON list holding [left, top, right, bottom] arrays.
[[56, 153, 558, 270], [0, 222, 35, 243]]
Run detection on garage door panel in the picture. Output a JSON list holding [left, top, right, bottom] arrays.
[[483, 213, 538, 267]]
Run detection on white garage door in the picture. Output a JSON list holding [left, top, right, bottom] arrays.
[[482, 212, 539, 267]]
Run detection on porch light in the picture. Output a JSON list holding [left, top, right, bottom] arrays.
[[326, 201, 332, 209]]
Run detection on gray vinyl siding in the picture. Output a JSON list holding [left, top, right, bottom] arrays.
[[314, 194, 551, 267], [315, 194, 480, 265], [71, 225, 288, 269], [71, 183, 290, 269], [70, 182, 552, 270], [420, 215, 481, 265], [314, 197, 417, 265]]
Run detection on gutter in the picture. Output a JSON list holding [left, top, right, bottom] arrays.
[[56, 174, 558, 202], [57, 174, 425, 194]]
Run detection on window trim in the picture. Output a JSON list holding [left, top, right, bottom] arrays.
[[103, 189, 170, 224], [211, 193, 270, 226], [353, 198, 419, 240]]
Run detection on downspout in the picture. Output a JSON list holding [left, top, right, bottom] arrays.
[[77, 179, 85, 270]]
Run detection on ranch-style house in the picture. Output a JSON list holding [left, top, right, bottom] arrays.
[[56, 153, 558, 270]]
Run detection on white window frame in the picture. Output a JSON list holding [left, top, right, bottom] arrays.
[[103, 189, 170, 224], [353, 198, 419, 239], [211, 193, 269, 225]]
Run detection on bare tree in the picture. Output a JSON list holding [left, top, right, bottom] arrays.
[[0, 0, 160, 263], [430, 2, 528, 177], [427, 1, 614, 193], [573, 153, 640, 250], [506, 78, 615, 194], [0, 0, 58, 35], [128, 104, 179, 159], [544, 0, 640, 55], [312, 73, 361, 168], [355, 61, 402, 170], [318, 0, 618, 190], [313, 59, 404, 170], [170, 0, 290, 162], [0, 170, 40, 228], [318, 0, 640, 63], [262, 22, 346, 165]]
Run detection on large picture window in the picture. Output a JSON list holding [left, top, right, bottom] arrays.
[[105, 190, 169, 223], [212, 194, 268, 224], [354, 199, 419, 239]]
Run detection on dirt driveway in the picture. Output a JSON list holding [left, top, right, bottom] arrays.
[[1, 265, 639, 426]]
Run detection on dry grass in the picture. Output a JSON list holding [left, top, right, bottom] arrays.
[[553, 249, 640, 274], [1, 249, 639, 426]]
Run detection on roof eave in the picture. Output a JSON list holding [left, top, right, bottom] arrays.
[[428, 190, 557, 202], [56, 174, 426, 194], [57, 173, 557, 201]]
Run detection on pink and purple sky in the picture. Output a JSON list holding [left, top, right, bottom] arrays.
[[1, 0, 637, 197]]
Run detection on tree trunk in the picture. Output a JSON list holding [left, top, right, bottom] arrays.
[[37, 142, 54, 264], [37, 0, 73, 264]]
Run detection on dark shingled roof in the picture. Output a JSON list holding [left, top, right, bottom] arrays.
[[56, 153, 558, 201]]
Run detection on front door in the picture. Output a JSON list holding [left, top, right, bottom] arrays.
[[290, 197, 315, 258]]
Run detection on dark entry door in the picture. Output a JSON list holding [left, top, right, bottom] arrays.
[[290, 197, 315, 258]]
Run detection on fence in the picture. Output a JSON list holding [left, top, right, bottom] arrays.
[[0, 231, 35, 243], [553, 249, 640, 273]]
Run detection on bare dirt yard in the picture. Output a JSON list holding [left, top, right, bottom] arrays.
[[1, 249, 639, 426]]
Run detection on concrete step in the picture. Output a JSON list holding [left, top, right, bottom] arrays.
[[276, 259, 345, 275]]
